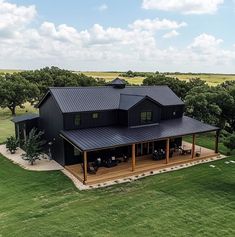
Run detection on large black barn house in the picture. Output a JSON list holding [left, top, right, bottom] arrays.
[[12, 79, 219, 183]]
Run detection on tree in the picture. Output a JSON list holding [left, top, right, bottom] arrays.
[[21, 129, 44, 165], [143, 74, 189, 99], [223, 133, 235, 155], [0, 74, 39, 115], [19, 66, 103, 100], [184, 85, 222, 126], [6, 136, 18, 154]]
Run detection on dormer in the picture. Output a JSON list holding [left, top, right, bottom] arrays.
[[108, 78, 126, 89]]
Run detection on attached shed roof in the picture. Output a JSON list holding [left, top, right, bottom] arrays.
[[11, 113, 39, 123], [60, 116, 219, 151], [38, 86, 184, 113]]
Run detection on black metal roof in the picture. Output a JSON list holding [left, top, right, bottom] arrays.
[[38, 86, 184, 113], [108, 78, 125, 85], [11, 113, 39, 123], [119, 94, 144, 110], [60, 116, 219, 151]]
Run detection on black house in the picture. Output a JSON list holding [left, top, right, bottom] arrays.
[[12, 79, 219, 184]]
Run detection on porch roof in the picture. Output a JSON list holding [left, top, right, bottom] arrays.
[[60, 116, 219, 151]]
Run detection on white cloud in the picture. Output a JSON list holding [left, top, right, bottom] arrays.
[[0, 0, 234, 73], [129, 18, 187, 31], [189, 33, 223, 52], [163, 30, 179, 38], [0, 0, 36, 38], [98, 4, 108, 11], [142, 0, 224, 14]]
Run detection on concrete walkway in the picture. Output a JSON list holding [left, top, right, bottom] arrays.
[[0, 144, 63, 171]]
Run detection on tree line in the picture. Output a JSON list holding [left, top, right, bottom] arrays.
[[0, 66, 105, 115], [0, 67, 235, 152]]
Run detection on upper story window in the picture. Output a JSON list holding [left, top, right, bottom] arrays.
[[92, 113, 99, 119], [140, 111, 152, 123], [74, 114, 81, 126]]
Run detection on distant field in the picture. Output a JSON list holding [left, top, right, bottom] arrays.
[[0, 69, 23, 74], [82, 71, 144, 85], [82, 71, 235, 86], [168, 74, 235, 86], [1, 69, 235, 86]]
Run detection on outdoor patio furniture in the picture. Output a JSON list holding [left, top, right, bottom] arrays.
[[103, 157, 118, 168], [122, 154, 129, 162]]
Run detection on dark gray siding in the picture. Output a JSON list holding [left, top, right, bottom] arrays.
[[128, 99, 161, 127], [39, 95, 65, 165], [118, 110, 128, 126], [161, 105, 184, 120], [64, 141, 83, 165], [64, 110, 118, 130]]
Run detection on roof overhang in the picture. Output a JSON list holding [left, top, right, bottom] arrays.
[[60, 116, 219, 152], [11, 113, 39, 123]]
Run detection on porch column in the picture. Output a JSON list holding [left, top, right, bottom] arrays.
[[215, 130, 220, 153], [191, 134, 196, 159], [83, 151, 87, 184], [166, 138, 170, 164], [132, 144, 136, 171]]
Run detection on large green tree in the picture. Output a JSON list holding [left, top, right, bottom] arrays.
[[184, 85, 222, 126], [19, 66, 105, 100], [0, 74, 39, 115]]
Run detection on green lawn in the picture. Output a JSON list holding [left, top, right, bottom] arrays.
[[0, 153, 234, 236], [0, 103, 38, 144], [184, 133, 235, 156]]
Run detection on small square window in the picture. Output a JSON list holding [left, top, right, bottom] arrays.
[[140, 111, 152, 123], [92, 113, 99, 119], [74, 114, 81, 126], [173, 111, 176, 116]]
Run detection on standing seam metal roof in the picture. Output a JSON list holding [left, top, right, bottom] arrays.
[[47, 86, 184, 113], [60, 116, 219, 151]]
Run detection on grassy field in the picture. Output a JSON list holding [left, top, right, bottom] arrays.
[[82, 71, 145, 85], [184, 133, 235, 156], [168, 74, 235, 86], [0, 103, 38, 144], [82, 71, 235, 86], [0, 152, 234, 236]]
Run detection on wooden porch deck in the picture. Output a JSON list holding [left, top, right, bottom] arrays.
[[65, 142, 217, 185]]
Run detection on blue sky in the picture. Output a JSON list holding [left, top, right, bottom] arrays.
[[0, 0, 235, 72]]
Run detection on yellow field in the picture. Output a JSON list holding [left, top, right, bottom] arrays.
[[82, 71, 235, 86], [168, 74, 235, 86], [82, 71, 144, 85]]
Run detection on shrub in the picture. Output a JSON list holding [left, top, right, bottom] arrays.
[[6, 136, 18, 154], [21, 128, 44, 165]]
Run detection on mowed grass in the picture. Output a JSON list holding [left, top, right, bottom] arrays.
[[0, 103, 38, 144], [0, 153, 234, 237], [184, 133, 235, 156]]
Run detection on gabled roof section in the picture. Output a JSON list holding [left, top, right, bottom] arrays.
[[119, 94, 144, 110], [108, 78, 126, 88], [37, 86, 184, 113]]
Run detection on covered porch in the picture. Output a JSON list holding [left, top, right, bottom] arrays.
[[60, 116, 220, 185], [65, 141, 217, 185]]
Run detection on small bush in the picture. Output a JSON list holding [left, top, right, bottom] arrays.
[[6, 136, 18, 154]]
